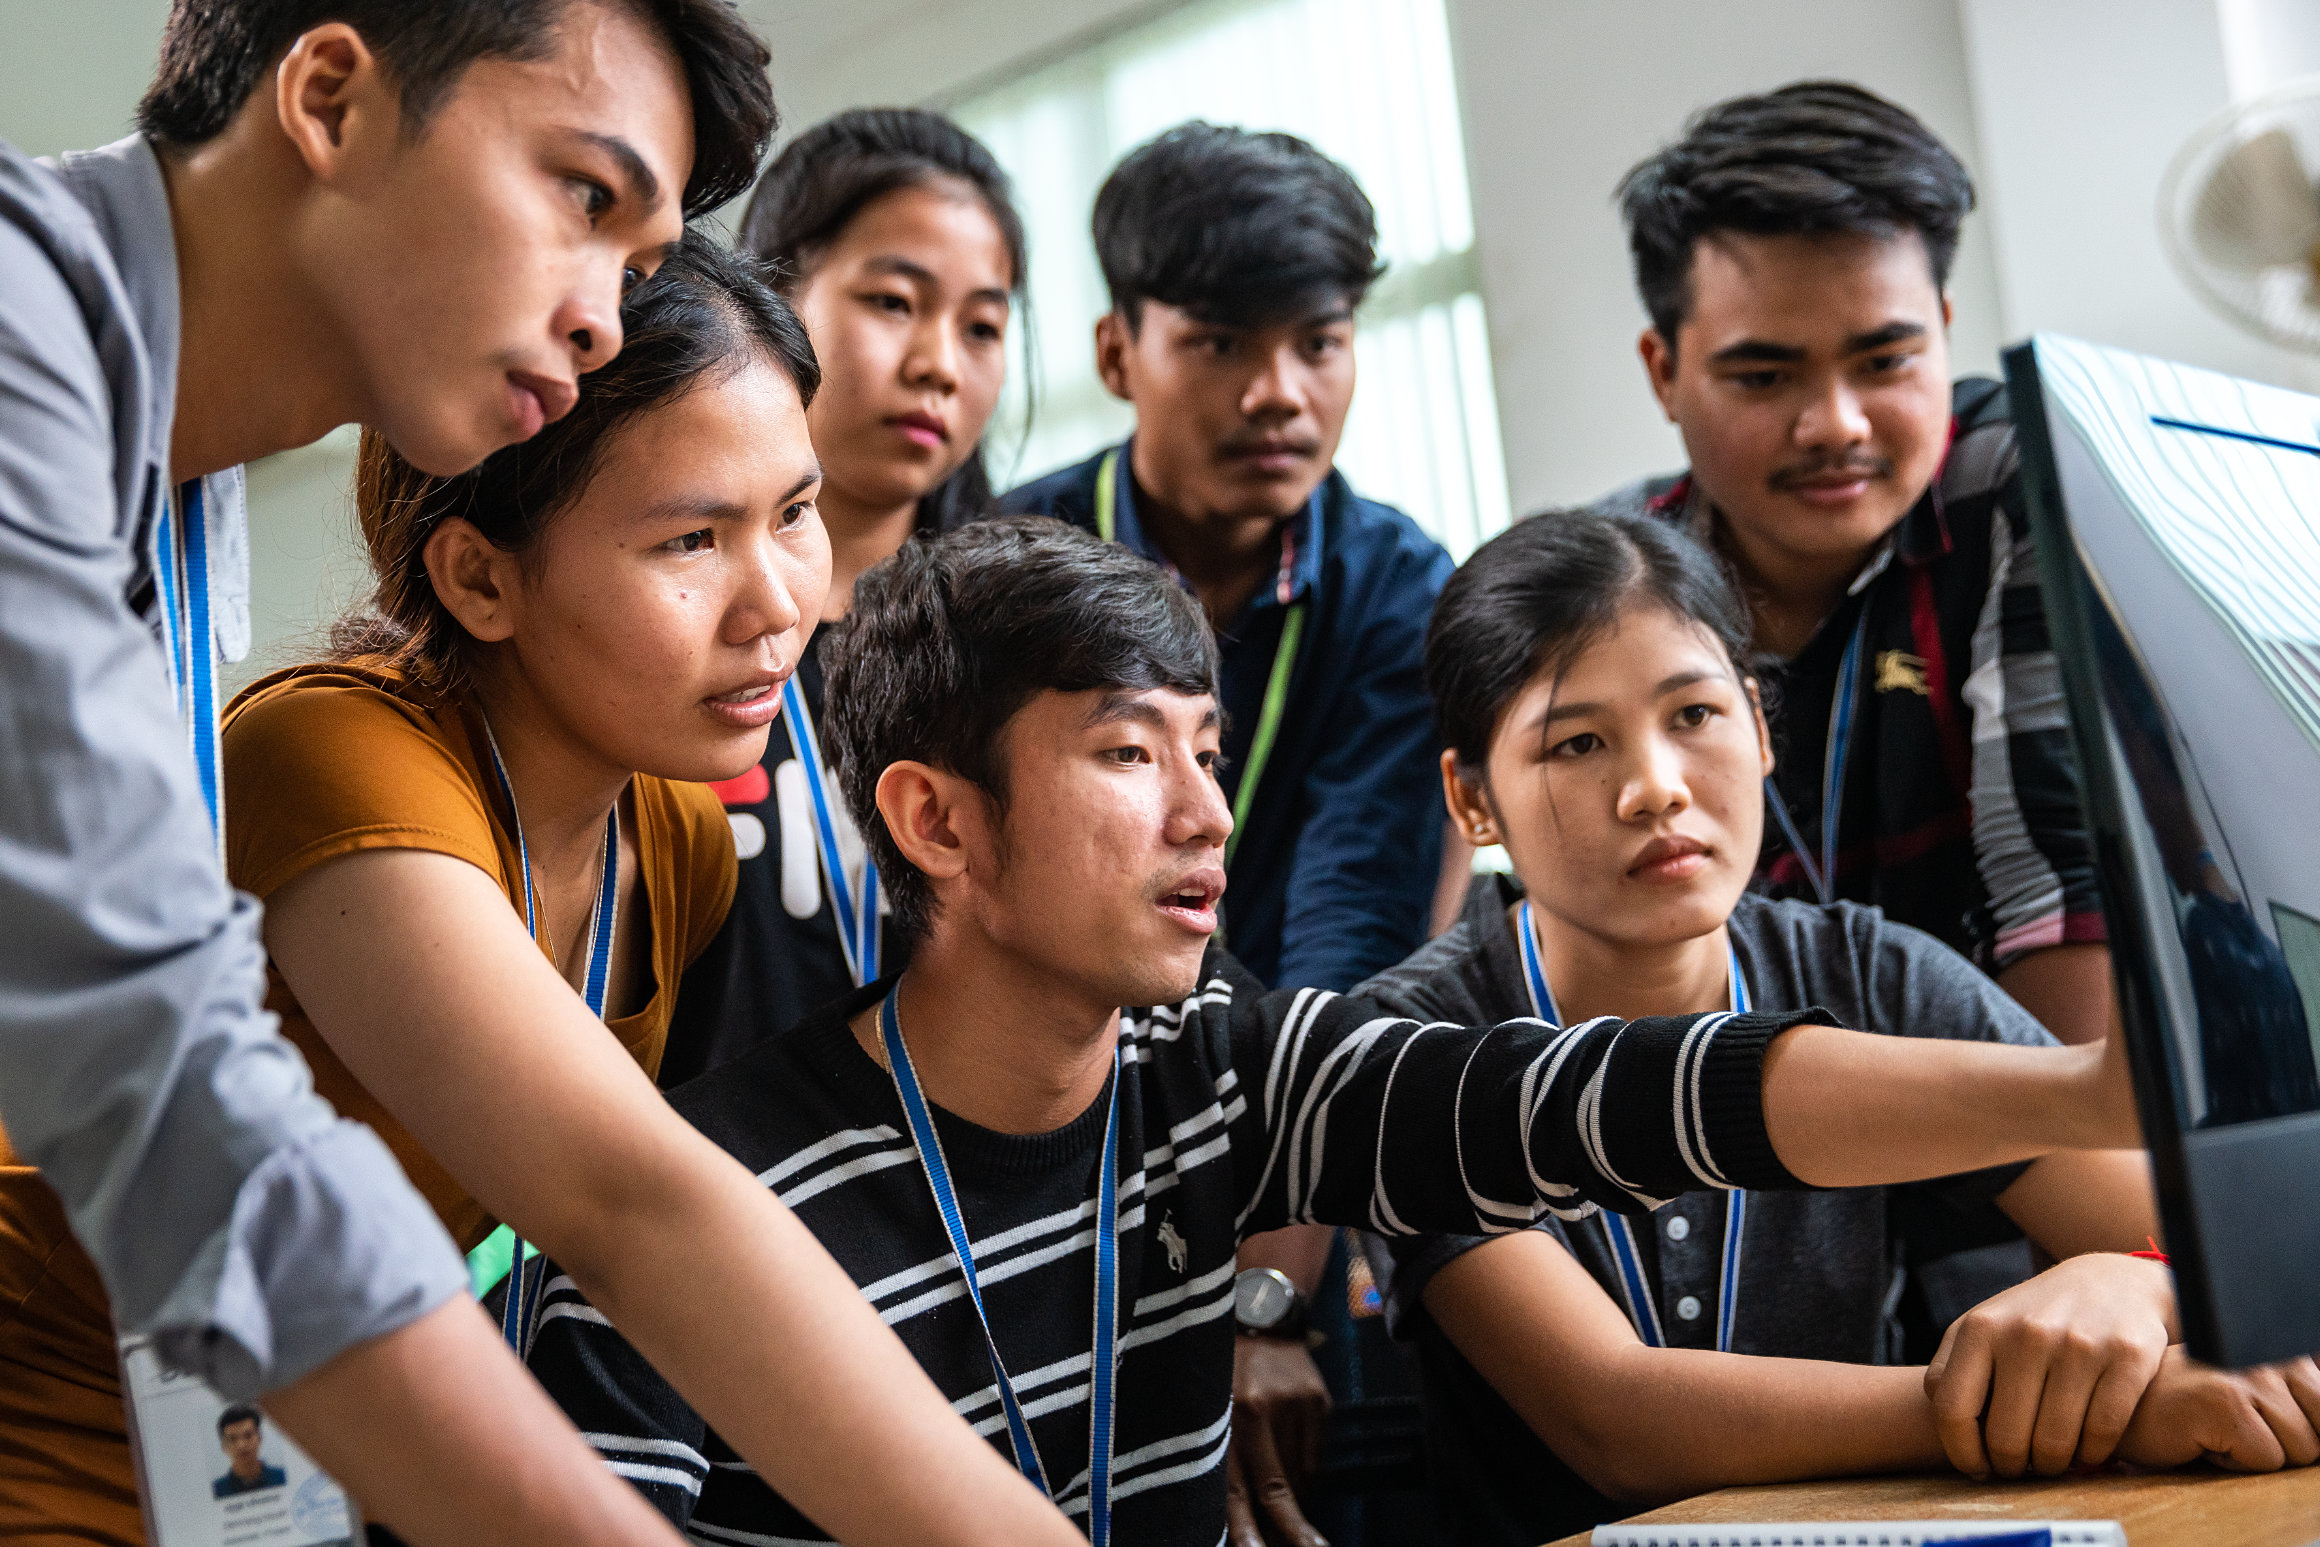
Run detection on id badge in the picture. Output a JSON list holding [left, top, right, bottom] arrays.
[[119, 1336, 362, 1547]]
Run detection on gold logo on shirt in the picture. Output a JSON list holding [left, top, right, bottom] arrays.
[[1875, 649, 1930, 696]]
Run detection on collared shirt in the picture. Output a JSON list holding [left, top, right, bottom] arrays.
[[1004, 445, 1455, 991], [0, 134, 464, 1397], [1600, 378, 2107, 970], [212, 1464, 288, 1500], [1351, 874, 2053, 1547]]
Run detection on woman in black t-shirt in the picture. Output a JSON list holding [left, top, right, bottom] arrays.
[[663, 110, 1028, 1082]]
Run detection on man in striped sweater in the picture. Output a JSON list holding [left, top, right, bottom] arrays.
[[525, 517, 2138, 1546]]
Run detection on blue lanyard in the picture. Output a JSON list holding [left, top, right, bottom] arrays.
[[153, 479, 222, 841], [1515, 899, 1747, 1352], [781, 675, 880, 986], [879, 985, 1119, 1544], [1765, 609, 1870, 906], [479, 714, 619, 1356]]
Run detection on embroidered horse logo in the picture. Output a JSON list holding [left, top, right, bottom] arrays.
[[1157, 1213, 1188, 1274], [1875, 649, 1930, 696]]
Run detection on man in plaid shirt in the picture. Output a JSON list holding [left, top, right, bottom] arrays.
[[1593, 83, 2111, 1340], [1599, 81, 2109, 1046]]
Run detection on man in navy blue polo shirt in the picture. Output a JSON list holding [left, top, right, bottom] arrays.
[[1004, 122, 1454, 996]]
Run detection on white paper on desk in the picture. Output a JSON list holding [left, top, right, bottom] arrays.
[[1591, 1522, 2125, 1546], [119, 1336, 361, 1547]]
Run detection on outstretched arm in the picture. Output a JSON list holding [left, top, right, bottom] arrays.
[[1235, 982, 2139, 1241], [1758, 1016, 2138, 1187], [268, 850, 1082, 1547]]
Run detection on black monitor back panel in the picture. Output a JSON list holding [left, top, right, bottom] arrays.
[[2008, 334, 2320, 1368]]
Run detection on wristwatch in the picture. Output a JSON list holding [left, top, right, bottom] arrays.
[[1233, 1267, 1309, 1340]]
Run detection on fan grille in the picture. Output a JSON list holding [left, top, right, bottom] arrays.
[[2162, 79, 2320, 356]]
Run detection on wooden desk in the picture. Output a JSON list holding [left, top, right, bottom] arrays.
[[1543, 1467, 2320, 1545]]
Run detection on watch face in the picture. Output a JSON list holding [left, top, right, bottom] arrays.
[[1236, 1269, 1293, 1331]]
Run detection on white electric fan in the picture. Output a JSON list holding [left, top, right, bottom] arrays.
[[2160, 75, 2320, 356]]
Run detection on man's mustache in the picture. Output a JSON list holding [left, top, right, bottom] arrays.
[[1769, 453, 1894, 489]]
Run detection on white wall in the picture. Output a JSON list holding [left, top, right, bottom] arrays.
[[2217, 0, 2320, 100], [1442, 0, 2009, 518], [241, 429, 374, 682], [743, 0, 1170, 133], [1958, 0, 2310, 391], [0, 0, 171, 157]]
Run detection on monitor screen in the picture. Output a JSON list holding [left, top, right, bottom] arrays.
[[2010, 333, 2320, 1365]]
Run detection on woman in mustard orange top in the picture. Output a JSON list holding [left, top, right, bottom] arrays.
[[0, 234, 1085, 1547], [226, 233, 1079, 1547]]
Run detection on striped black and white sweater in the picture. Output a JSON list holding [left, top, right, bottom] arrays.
[[526, 943, 1817, 1546]]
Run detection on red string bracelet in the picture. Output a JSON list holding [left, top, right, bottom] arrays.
[[2128, 1236, 2171, 1266]]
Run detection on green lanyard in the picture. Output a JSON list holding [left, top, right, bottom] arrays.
[[1095, 447, 1306, 868]]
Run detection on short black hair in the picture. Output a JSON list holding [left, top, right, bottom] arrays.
[[137, 0, 776, 219], [217, 1404, 262, 1435], [1616, 81, 1975, 343], [822, 517, 1219, 944], [1428, 508, 1754, 776], [1093, 121, 1384, 331]]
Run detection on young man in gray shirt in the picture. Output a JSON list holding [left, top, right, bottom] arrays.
[[1, 5, 798, 1543], [1354, 508, 2310, 1546]]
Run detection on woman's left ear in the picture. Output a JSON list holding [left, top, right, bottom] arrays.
[[1745, 677, 1775, 777], [423, 517, 519, 646], [1440, 749, 1499, 847]]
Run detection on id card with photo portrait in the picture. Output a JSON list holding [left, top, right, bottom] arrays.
[[120, 1337, 361, 1547]]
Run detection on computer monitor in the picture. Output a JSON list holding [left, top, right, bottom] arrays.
[[2008, 334, 2320, 1368]]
